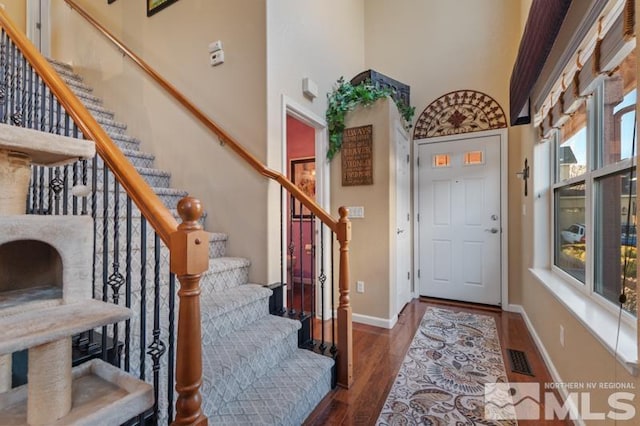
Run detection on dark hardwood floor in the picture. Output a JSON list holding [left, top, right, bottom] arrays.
[[304, 299, 572, 425]]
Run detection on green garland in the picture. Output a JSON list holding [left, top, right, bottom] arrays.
[[325, 77, 415, 160]]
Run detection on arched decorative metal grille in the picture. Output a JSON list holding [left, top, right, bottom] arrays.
[[413, 90, 507, 139]]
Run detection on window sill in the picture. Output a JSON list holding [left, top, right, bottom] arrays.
[[529, 268, 638, 376]]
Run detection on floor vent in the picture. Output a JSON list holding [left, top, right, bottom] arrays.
[[506, 348, 534, 376]]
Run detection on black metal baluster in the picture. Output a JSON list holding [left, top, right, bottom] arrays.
[[46, 167, 53, 214], [72, 162, 78, 215], [55, 96, 63, 134], [125, 197, 132, 373], [72, 125, 80, 215], [62, 165, 69, 215], [148, 233, 166, 423], [91, 156, 98, 299], [139, 217, 147, 381], [37, 166, 44, 214], [82, 157, 89, 216], [18, 53, 25, 126], [288, 195, 295, 317], [319, 225, 327, 353], [39, 75, 46, 132], [299, 199, 304, 318], [0, 31, 6, 122], [330, 233, 337, 356], [280, 186, 284, 290], [52, 167, 62, 214], [310, 213, 316, 347], [47, 86, 54, 134], [138, 216, 147, 426], [167, 272, 176, 423], [109, 178, 124, 367], [25, 64, 32, 129], [101, 165, 109, 362], [9, 42, 16, 126]]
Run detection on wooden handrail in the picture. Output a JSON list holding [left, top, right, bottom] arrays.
[[0, 8, 178, 245], [63, 0, 338, 233]]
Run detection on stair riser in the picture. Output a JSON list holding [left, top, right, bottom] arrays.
[[72, 89, 102, 105], [62, 78, 92, 93], [201, 264, 250, 292], [208, 240, 226, 259], [200, 295, 269, 342], [111, 137, 141, 152], [48, 63, 81, 80], [93, 155, 155, 170], [87, 106, 115, 121], [204, 329, 299, 410], [89, 168, 170, 188]]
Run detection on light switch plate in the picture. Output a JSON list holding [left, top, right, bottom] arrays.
[[348, 206, 364, 218]]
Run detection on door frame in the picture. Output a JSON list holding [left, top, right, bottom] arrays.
[[281, 95, 331, 319], [413, 128, 509, 307]]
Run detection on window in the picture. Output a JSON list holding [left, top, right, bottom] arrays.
[[432, 154, 450, 167], [464, 151, 484, 165], [552, 52, 637, 317]]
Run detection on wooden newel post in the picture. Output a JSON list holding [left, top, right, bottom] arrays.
[[170, 197, 209, 426], [336, 206, 353, 388]]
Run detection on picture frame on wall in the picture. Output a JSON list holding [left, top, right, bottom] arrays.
[[290, 158, 316, 219], [147, 0, 179, 17]]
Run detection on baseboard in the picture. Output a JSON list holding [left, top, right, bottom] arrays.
[[352, 312, 398, 329], [507, 304, 584, 426]]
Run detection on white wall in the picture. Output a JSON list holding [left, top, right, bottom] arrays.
[[266, 0, 365, 281], [50, 0, 269, 282]]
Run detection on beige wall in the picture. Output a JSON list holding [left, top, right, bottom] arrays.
[[266, 0, 365, 281], [362, 0, 524, 315], [1, 0, 26, 33], [50, 0, 269, 282], [331, 99, 402, 322], [364, 0, 521, 130]]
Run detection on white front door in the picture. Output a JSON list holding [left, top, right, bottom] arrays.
[[395, 124, 412, 314], [417, 133, 501, 305]]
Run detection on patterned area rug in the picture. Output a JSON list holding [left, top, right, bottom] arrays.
[[376, 307, 517, 425]]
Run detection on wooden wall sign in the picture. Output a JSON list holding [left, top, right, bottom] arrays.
[[342, 125, 373, 186]]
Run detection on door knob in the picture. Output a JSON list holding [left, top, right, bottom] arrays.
[[485, 228, 499, 234], [397, 229, 404, 235]]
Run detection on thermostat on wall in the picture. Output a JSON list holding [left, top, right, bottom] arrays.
[[302, 77, 318, 99]]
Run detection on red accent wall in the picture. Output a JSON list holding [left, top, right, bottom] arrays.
[[286, 116, 315, 284]]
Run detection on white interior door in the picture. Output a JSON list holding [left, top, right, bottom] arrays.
[[417, 134, 501, 305], [395, 124, 412, 314], [27, 0, 50, 56]]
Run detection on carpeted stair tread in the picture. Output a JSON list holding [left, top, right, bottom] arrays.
[[208, 349, 334, 426], [201, 316, 301, 410]]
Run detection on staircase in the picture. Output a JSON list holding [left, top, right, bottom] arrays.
[[46, 58, 334, 425]]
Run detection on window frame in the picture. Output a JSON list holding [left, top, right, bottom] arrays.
[[550, 77, 637, 327]]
